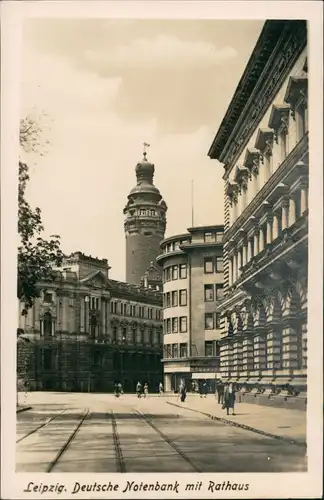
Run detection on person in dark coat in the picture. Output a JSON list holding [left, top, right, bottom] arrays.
[[216, 380, 225, 404], [179, 383, 187, 402], [200, 381, 208, 398], [223, 382, 236, 415]]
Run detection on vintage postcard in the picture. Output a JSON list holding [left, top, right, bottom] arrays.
[[1, 1, 323, 499]]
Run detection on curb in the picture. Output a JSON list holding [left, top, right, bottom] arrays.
[[166, 401, 306, 448], [16, 406, 32, 413]]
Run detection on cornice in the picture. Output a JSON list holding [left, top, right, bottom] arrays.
[[208, 21, 307, 167]]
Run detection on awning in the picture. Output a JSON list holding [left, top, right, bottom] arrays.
[[191, 372, 219, 380]]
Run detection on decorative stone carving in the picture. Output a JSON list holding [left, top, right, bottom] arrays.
[[284, 76, 308, 116], [268, 104, 290, 143], [255, 128, 274, 161], [225, 180, 239, 206]]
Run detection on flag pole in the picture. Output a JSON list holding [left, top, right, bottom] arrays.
[[191, 179, 194, 227]]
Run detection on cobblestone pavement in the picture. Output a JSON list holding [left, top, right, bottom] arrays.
[[16, 392, 307, 473]]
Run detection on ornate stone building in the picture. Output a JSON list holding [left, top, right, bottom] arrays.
[[17, 252, 163, 392], [124, 148, 167, 287], [208, 21, 308, 397], [157, 225, 224, 392]]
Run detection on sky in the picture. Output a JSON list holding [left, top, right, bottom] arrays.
[[20, 18, 264, 281]]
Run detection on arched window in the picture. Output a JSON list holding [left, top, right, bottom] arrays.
[[43, 312, 52, 336]]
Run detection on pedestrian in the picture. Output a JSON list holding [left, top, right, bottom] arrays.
[[223, 382, 236, 416], [216, 379, 225, 404], [143, 383, 149, 398], [114, 383, 119, 398], [200, 381, 208, 398], [179, 383, 187, 402], [136, 381, 142, 398], [158, 382, 164, 396], [118, 382, 123, 396]]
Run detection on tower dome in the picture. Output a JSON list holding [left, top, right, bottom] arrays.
[[124, 146, 167, 286], [135, 151, 155, 179]]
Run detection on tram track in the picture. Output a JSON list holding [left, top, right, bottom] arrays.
[[16, 408, 67, 444], [110, 411, 126, 473], [109, 408, 200, 472], [46, 409, 89, 473]]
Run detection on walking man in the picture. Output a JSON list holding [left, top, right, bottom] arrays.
[[216, 379, 225, 404]]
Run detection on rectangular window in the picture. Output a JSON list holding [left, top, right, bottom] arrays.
[[180, 343, 187, 358], [204, 284, 214, 302], [166, 318, 171, 334], [205, 341, 213, 357], [215, 232, 224, 243], [44, 292, 53, 304], [172, 344, 179, 358], [166, 267, 171, 281], [205, 313, 214, 330], [179, 316, 187, 333], [171, 291, 178, 307], [172, 265, 178, 280], [215, 257, 224, 272], [164, 345, 170, 359], [215, 341, 221, 357], [179, 264, 187, 279], [172, 317, 178, 333], [174, 241, 180, 251], [204, 257, 214, 274], [215, 284, 224, 300], [204, 232, 215, 242], [215, 313, 221, 329], [166, 292, 171, 308], [179, 289, 187, 306]]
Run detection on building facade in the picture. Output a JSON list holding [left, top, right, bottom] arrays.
[[124, 150, 167, 287], [208, 21, 308, 395], [156, 226, 224, 392], [17, 252, 163, 392]]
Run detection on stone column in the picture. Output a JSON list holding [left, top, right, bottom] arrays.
[[242, 244, 247, 267], [266, 217, 273, 244], [233, 253, 237, 283], [237, 248, 242, 278], [102, 299, 106, 335], [164, 373, 172, 392], [288, 197, 296, 226], [253, 334, 267, 371], [300, 187, 308, 214], [80, 297, 85, 333], [254, 230, 259, 256], [272, 213, 279, 239], [259, 227, 264, 252], [281, 201, 289, 230], [247, 238, 253, 261], [282, 325, 300, 370], [228, 257, 233, 287], [242, 336, 254, 372], [266, 329, 282, 370]]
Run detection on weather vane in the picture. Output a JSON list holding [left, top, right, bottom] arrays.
[[143, 142, 150, 155]]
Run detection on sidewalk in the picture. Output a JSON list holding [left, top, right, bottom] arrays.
[[166, 394, 306, 446]]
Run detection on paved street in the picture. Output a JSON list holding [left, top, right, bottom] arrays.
[[16, 392, 307, 473]]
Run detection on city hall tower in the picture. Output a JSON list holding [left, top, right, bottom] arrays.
[[124, 146, 167, 286]]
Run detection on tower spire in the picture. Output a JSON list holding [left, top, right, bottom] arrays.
[[143, 142, 150, 158]]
